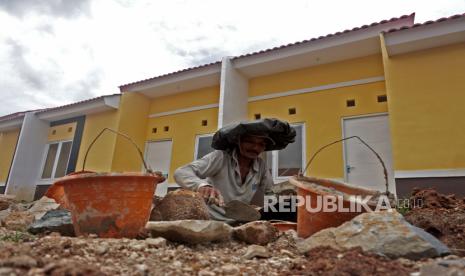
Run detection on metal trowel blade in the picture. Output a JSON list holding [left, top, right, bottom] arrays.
[[224, 200, 261, 222]]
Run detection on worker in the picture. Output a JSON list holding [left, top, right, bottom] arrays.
[[174, 118, 296, 222]]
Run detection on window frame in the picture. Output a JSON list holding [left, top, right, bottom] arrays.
[[271, 123, 306, 182], [39, 139, 73, 182], [194, 133, 215, 160]]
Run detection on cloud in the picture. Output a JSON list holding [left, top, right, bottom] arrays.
[[65, 69, 103, 102], [0, 0, 91, 18], [0, 37, 104, 115], [5, 39, 47, 90]]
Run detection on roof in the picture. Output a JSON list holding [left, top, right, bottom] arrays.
[[0, 94, 120, 124], [384, 12, 465, 34], [36, 94, 120, 115], [0, 110, 36, 123], [232, 13, 415, 60], [119, 13, 414, 91], [118, 61, 222, 90]]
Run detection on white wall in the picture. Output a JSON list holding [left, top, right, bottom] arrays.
[[218, 57, 249, 128], [6, 113, 49, 201]]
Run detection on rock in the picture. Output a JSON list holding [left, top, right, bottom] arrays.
[[419, 259, 465, 276], [0, 195, 16, 211], [27, 209, 75, 236], [150, 189, 210, 221], [437, 259, 465, 267], [3, 211, 35, 231], [172, 261, 182, 268], [297, 210, 450, 260], [0, 209, 9, 225], [129, 252, 138, 260], [0, 268, 15, 275], [233, 221, 279, 245], [27, 196, 60, 220], [198, 270, 216, 276], [129, 243, 144, 251], [0, 255, 38, 268], [243, 245, 270, 259], [280, 249, 296, 258], [271, 180, 296, 195], [135, 264, 148, 273], [221, 264, 240, 274], [145, 237, 167, 248], [94, 245, 108, 255], [149, 196, 164, 221], [146, 220, 232, 243]]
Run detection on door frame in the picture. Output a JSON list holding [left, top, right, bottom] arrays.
[[341, 112, 389, 183], [272, 122, 306, 182], [193, 133, 214, 160], [143, 139, 173, 175]]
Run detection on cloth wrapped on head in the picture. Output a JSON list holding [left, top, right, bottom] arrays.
[[212, 118, 296, 151]]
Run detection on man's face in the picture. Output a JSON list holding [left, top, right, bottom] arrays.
[[239, 135, 267, 159]]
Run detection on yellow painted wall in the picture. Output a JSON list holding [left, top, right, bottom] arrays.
[[249, 55, 384, 97], [0, 129, 20, 183], [111, 92, 151, 172], [75, 110, 119, 172], [143, 86, 220, 182], [382, 42, 465, 170], [149, 86, 220, 114], [47, 122, 76, 142], [249, 82, 387, 179], [248, 55, 387, 179]]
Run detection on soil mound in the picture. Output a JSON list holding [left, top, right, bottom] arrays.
[[288, 246, 414, 275], [150, 189, 210, 221], [409, 188, 463, 209], [405, 188, 465, 256]]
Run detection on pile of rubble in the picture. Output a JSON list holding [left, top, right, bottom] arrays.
[[1, 189, 465, 275]]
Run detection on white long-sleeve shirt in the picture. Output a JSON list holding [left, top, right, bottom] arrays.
[[173, 149, 273, 220]]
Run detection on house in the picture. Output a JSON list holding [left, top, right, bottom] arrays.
[[1, 12, 464, 201], [0, 95, 120, 200]]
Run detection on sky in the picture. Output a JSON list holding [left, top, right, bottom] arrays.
[[0, 0, 464, 117]]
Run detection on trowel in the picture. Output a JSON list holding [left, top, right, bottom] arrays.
[[223, 200, 261, 222], [208, 199, 261, 222]]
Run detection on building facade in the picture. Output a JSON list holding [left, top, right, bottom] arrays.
[[1, 13, 464, 201]]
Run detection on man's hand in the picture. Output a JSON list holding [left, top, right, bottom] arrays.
[[198, 186, 225, 207]]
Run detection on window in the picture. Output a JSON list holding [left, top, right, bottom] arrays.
[[346, 99, 356, 107], [41, 141, 73, 180], [268, 124, 305, 180], [195, 134, 214, 159]]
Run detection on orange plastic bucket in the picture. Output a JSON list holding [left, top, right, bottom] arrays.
[[289, 176, 378, 238], [54, 171, 163, 238]]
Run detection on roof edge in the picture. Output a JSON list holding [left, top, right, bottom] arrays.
[[119, 61, 222, 92], [383, 12, 465, 34], [231, 13, 415, 62]]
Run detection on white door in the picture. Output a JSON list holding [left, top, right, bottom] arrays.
[[343, 114, 395, 194], [145, 140, 173, 196]]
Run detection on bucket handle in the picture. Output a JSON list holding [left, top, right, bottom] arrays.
[[300, 136, 389, 195], [82, 128, 153, 173]]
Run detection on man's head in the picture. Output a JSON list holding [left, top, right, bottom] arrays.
[[238, 134, 273, 160]]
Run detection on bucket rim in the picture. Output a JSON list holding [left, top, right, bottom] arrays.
[[289, 176, 381, 206], [290, 175, 378, 194], [54, 171, 164, 185]]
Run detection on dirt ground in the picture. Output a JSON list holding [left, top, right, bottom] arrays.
[[1, 226, 463, 276], [1, 187, 465, 275], [404, 188, 465, 256], [288, 246, 415, 276], [0, 228, 303, 275]]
